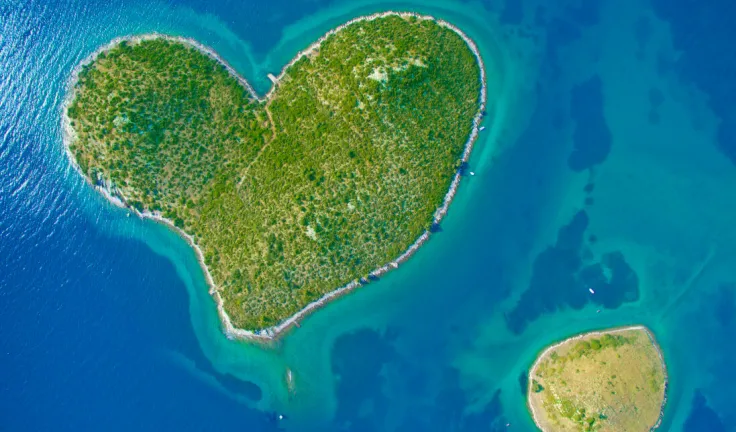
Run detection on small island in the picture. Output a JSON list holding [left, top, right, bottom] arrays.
[[528, 326, 667, 432], [63, 12, 486, 338]]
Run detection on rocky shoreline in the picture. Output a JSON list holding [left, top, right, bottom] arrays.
[[61, 11, 488, 342]]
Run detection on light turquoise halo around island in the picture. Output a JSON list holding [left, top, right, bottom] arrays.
[[88, 0, 540, 423], [8, 0, 732, 429]]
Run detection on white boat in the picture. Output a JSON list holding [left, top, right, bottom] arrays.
[[479, 126, 486, 131], [470, 171, 475, 176], [588, 288, 595, 294]]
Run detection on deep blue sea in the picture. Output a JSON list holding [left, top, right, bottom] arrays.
[[2, 0, 735, 430]]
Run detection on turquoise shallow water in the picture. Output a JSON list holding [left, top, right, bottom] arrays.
[[1, 0, 735, 430]]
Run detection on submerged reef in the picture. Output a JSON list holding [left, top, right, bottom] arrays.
[[505, 210, 639, 334]]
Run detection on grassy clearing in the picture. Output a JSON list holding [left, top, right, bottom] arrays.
[[528, 328, 666, 432]]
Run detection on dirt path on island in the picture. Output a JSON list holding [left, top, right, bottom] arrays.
[[238, 99, 279, 188]]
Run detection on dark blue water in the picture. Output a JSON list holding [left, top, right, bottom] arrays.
[[2, 0, 736, 430]]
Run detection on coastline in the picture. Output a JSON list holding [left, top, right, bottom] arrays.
[[61, 11, 487, 342], [526, 325, 669, 432]]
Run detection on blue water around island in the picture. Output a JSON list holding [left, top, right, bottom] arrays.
[[1, 0, 736, 430]]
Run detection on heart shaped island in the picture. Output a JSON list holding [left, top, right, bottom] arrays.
[[63, 12, 486, 339]]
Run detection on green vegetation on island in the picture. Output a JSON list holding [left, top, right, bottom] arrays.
[[528, 327, 667, 432], [65, 15, 482, 330]]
